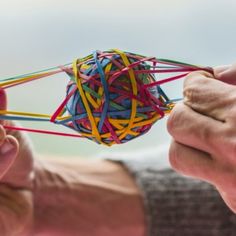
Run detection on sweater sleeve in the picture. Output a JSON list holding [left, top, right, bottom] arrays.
[[104, 147, 236, 236]]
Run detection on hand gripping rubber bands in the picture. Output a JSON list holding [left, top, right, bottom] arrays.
[[0, 49, 213, 146]]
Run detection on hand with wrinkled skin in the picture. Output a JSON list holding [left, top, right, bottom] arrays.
[[0, 88, 145, 236], [167, 64, 236, 213], [0, 89, 34, 235]]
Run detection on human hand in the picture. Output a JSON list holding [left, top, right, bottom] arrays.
[[0, 89, 34, 235], [167, 64, 236, 213]]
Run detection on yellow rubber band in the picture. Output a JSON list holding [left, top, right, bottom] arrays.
[[113, 49, 138, 141], [73, 59, 101, 143]]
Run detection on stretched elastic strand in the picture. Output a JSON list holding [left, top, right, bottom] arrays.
[[3, 125, 84, 138]]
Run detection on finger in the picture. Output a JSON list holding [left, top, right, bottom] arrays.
[[0, 135, 18, 179], [213, 65, 231, 76], [183, 71, 236, 121], [214, 63, 236, 85], [0, 89, 7, 125], [167, 103, 225, 156], [169, 140, 216, 183]]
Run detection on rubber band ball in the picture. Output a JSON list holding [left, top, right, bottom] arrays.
[[64, 49, 173, 146], [0, 49, 211, 145]]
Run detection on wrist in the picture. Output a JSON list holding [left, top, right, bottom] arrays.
[[33, 158, 146, 236]]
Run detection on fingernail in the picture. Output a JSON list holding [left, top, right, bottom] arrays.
[[0, 141, 14, 155]]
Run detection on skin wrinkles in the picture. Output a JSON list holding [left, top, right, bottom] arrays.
[[168, 64, 236, 213]]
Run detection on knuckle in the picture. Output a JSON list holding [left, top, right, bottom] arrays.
[[184, 71, 199, 84], [184, 71, 212, 104], [183, 82, 202, 105], [184, 71, 207, 87], [183, 85, 198, 104]]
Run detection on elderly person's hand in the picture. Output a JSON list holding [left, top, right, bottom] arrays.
[[0, 89, 34, 235], [167, 64, 236, 213]]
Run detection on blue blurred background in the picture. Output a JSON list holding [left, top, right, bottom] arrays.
[[0, 0, 236, 157]]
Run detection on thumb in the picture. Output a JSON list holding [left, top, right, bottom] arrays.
[[214, 64, 236, 85], [0, 136, 19, 179]]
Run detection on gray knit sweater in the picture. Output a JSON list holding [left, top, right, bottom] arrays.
[[107, 146, 236, 236]]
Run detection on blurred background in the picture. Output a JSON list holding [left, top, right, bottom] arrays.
[[0, 0, 235, 158]]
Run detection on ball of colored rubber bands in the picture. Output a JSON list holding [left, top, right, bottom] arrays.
[[65, 49, 172, 146]]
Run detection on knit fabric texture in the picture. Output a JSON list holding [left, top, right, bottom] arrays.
[[120, 159, 236, 236]]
